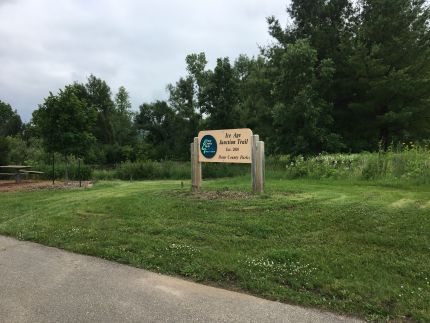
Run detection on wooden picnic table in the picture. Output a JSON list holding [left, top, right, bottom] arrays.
[[0, 165, 32, 184]]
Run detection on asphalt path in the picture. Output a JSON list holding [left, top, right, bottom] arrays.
[[0, 235, 363, 323]]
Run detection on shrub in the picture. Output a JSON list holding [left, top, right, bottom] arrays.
[[92, 160, 251, 181], [0, 136, 10, 164], [270, 144, 430, 183], [114, 160, 189, 180], [37, 162, 92, 181]]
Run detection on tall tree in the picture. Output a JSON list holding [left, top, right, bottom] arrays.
[[344, 0, 430, 149], [113, 86, 135, 146], [167, 53, 209, 158], [233, 55, 274, 151], [185, 52, 209, 114], [202, 57, 241, 130], [0, 136, 10, 164], [0, 100, 22, 137], [85, 75, 115, 145], [134, 101, 179, 160], [270, 40, 343, 155], [280, 0, 354, 60], [167, 76, 198, 158], [114, 86, 132, 113], [32, 85, 96, 161]]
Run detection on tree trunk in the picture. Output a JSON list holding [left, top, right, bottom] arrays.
[[52, 154, 55, 185], [379, 127, 389, 151], [378, 104, 389, 151], [65, 155, 69, 182]]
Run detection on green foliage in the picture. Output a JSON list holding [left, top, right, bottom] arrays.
[[32, 85, 96, 158], [284, 0, 354, 61], [41, 162, 92, 181], [85, 75, 116, 145], [0, 100, 22, 137], [167, 73, 201, 160], [114, 160, 189, 180], [202, 163, 248, 179], [266, 0, 430, 153], [202, 57, 241, 129], [134, 101, 181, 160], [269, 39, 343, 155], [234, 55, 274, 151], [112, 86, 136, 149], [271, 144, 430, 184], [341, 0, 430, 150], [28, 160, 92, 181], [103, 144, 135, 164], [114, 86, 132, 113], [5, 137, 46, 165], [92, 160, 248, 181], [86, 146, 430, 184], [30, 77, 140, 165], [0, 136, 10, 164]]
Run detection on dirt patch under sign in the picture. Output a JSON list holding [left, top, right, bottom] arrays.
[[168, 189, 253, 201], [0, 180, 92, 192]]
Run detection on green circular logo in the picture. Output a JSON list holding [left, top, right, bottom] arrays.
[[200, 135, 217, 158]]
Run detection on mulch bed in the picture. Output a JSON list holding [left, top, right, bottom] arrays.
[[168, 189, 253, 200], [0, 180, 93, 192]]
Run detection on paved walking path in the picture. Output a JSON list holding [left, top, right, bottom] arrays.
[[0, 235, 362, 323]]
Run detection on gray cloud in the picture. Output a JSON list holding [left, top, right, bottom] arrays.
[[0, 0, 289, 121]]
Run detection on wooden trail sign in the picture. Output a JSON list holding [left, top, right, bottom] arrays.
[[198, 128, 252, 163], [191, 128, 264, 193]]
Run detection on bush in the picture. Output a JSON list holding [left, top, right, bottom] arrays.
[[91, 160, 251, 181], [92, 169, 116, 180], [202, 163, 249, 178], [0, 136, 10, 164], [114, 160, 189, 180], [37, 162, 93, 181], [10, 142, 428, 184], [270, 144, 430, 183], [2, 137, 48, 165]]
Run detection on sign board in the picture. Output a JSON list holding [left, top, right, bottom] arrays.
[[198, 128, 253, 163]]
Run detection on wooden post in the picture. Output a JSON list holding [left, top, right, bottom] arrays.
[[251, 135, 259, 193], [191, 137, 201, 191], [262, 141, 265, 190], [255, 141, 265, 194], [190, 141, 194, 188]]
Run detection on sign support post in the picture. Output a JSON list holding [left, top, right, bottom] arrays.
[[251, 135, 258, 192], [256, 140, 265, 194], [190, 137, 201, 191], [251, 135, 264, 194]]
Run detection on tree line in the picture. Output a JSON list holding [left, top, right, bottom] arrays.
[[1, 0, 429, 165]]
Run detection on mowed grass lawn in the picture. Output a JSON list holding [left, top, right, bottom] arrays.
[[0, 177, 429, 321]]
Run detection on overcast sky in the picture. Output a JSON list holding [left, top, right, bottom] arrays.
[[0, 0, 289, 121]]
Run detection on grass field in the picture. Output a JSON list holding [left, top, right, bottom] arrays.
[[0, 177, 429, 321]]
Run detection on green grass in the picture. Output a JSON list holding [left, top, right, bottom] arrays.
[[0, 177, 429, 321]]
